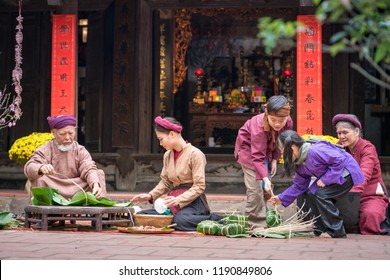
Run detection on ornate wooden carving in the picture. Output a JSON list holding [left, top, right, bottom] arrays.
[[173, 9, 192, 94], [173, 7, 295, 94]]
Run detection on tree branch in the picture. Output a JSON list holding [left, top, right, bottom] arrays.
[[350, 62, 390, 90]]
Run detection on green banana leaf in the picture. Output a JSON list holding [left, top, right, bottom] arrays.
[[0, 212, 20, 229], [32, 187, 118, 207], [226, 233, 250, 238], [67, 190, 89, 206], [266, 207, 282, 227], [52, 192, 70, 205], [0, 212, 13, 226], [67, 191, 116, 206], [31, 187, 59, 206], [253, 232, 311, 239], [255, 232, 287, 239], [100, 197, 118, 206], [197, 220, 222, 235]]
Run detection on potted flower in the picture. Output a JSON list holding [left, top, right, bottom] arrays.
[[8, 132, 54, 166]]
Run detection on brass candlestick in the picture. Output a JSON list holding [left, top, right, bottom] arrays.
[[194, 68, 205, 104]]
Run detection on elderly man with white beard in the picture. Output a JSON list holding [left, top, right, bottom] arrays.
[[24, 115, 107, 199]]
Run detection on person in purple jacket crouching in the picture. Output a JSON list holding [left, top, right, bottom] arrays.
[[268, 130, 365, 238]]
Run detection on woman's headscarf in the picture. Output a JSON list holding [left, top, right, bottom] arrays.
[[263, 96, 290, 140]]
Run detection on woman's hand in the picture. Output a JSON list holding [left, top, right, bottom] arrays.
[[268, 195, 281, 205], [269, 159, 278, 177], [131, 193, 152, 203], [163, 196, 178, 208], [262, 177, 273, 194], [317, 179, 325, 187]]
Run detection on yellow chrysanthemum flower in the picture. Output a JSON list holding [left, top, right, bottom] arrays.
[[279, 134, 339, 164], [301, 134, 339, 144], [8, 132, 54, 166]]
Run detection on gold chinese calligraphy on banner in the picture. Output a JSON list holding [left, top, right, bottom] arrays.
[[160, 23, 167, 115], [296, 15, 322, 135], [51, 14, 76, 116]]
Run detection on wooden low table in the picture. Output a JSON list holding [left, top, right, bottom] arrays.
[[24, 205, 134, 231]]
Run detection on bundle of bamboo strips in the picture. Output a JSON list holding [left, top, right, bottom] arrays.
[[250, 203, 318, 239]]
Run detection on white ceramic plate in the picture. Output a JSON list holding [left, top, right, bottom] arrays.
[[154, 198, 168, 214]]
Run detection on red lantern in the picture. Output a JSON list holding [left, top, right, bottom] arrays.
[[283, 69, 293, 77], [194, 68, 204, 77]]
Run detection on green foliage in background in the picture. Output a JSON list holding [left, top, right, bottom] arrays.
[[257, 0, 390, 89]]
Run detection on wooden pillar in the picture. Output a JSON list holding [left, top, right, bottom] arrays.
[[84, 11, 105, 151], [112, 0, 136, 150], [136, 0, 154, 153]]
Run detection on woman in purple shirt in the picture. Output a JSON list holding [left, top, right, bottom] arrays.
[[269, 130, 365, 238], [234, 95, 293, 228]]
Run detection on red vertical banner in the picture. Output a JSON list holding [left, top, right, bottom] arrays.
[[51, 14, 76, 116], [296, 15, 322, 135]]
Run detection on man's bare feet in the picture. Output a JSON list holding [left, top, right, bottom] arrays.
[[319, 232, 332, 238]]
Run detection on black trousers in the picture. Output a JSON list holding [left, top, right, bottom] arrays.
[[297, 175, 353, 238], [139, 196, 222, 231]]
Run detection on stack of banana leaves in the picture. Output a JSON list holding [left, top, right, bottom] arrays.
[[31, 187, 131, 207]]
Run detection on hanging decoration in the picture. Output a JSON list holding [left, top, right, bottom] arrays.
[[51, 14, 77, 116], [296, 15, 322, 135], [0, 0, 23, 129]]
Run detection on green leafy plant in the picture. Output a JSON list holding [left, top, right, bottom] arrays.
[[257, 0, 390, 90], [8, 132, 54, 165]]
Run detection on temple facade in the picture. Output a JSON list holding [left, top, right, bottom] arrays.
[[1, 0, 389, 193]]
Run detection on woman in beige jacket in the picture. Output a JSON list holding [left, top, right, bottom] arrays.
[[131, 116, 221, 231]]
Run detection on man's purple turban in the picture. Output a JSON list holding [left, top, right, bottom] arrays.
[[47, 115, 77, 130], [332, 114, 362, 129]]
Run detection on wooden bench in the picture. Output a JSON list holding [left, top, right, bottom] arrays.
[[24, 205, 134, 231]]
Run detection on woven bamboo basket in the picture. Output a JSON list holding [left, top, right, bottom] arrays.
[[133, 214, 173, 228]]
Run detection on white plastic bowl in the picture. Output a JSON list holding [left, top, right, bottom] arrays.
[[154, 198, 168, 214]]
